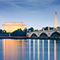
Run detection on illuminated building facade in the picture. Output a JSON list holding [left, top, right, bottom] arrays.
[[55, 12, 57, 29], [2, 22, 26, 33]]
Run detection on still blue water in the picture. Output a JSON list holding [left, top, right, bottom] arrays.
[[0, 39, 60, 60]]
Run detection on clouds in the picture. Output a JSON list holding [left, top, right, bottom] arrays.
[[0, 0, 60, 29], [51, 0, 60, 5], [0, 0, 60, 10]]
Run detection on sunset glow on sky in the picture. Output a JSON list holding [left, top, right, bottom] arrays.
[[0, 0, 60, 29]]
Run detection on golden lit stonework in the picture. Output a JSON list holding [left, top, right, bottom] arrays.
[[2, 22, 26, 33], [55, 12, 57, 29]]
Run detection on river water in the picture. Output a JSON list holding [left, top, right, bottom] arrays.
[[0, 39, 60, 60]]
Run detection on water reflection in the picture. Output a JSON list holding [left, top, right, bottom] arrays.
[[1, 39, 59, 60], [54, 40, 57, 60], [22, 39, 26, 60], [33, 39, 35, 60], [3, 39, 5, 60], [38, 39, 39, 60], [42, 40, 44, 60], [2, 39, 26, 60], [29, 39, 31, 60], [48, 40, 50, 60]]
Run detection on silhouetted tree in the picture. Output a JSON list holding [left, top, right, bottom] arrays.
[[11, 28, 27, 36], [0, 29, 7, 34], [28, 27, 34, 32], [42, 26, 54, 30]]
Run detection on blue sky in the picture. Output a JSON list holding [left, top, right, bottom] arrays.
[[0, 0, 60, 29]]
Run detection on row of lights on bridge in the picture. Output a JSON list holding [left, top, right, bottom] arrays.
[[29, 27, 60, 32]]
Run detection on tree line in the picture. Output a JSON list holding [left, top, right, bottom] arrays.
[[0, 26, 60, 36], [11, 29, 27, 36]]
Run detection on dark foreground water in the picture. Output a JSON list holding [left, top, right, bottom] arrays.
[[0, 39, 60, 60]]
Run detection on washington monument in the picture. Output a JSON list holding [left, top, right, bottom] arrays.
[[55, 12, 57, 29]]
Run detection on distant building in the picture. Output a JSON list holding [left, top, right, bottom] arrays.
[[2, 22, 26, 33]]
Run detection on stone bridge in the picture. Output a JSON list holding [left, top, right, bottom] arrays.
[[27, 29, 60, 38]]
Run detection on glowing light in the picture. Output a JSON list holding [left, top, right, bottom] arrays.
[[55, 12, 57, 29], [38, 39, 39, 60], [37, 29, 39, 31], [2, 22, 26, 33], [33, 30, 35, 32], [27, 34, 29, 37], [2, 39, 5, 60], [22, 40, 26, 59], [2, 39, 26, 60], [48, 27, 50, 30], [42, 40, 44, 60], [54, 40, 57, 60], [33, 39, 35, 60], [29, 30, 31, 32], [48, 40, 50, 60], [29, 39, 31, 60]]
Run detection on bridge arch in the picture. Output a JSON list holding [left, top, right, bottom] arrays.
[[31, 33, 38, 38], [39, 33, 48, 38], [50, 32, 60, 38]]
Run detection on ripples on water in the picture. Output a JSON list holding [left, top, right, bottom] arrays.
[[0, 39, 60, 60]]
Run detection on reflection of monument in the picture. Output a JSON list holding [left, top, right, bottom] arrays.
[[2, 22, 26, 33], [54, 40, 57, 60], [55, 12, 57, 29], [2, 39, 26, 60]]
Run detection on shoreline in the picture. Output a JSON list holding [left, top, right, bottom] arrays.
[[0, 36, 60, 40]]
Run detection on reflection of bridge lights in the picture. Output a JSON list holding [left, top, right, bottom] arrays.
[[29, 39, 31, 60], [42, 40, 44, 60], [48, 40, 50, 60], [33, 39, 35, 60], [38, 39, 39, 60]]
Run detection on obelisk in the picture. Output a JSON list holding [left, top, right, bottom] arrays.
[[55, 12, 57, 29]]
